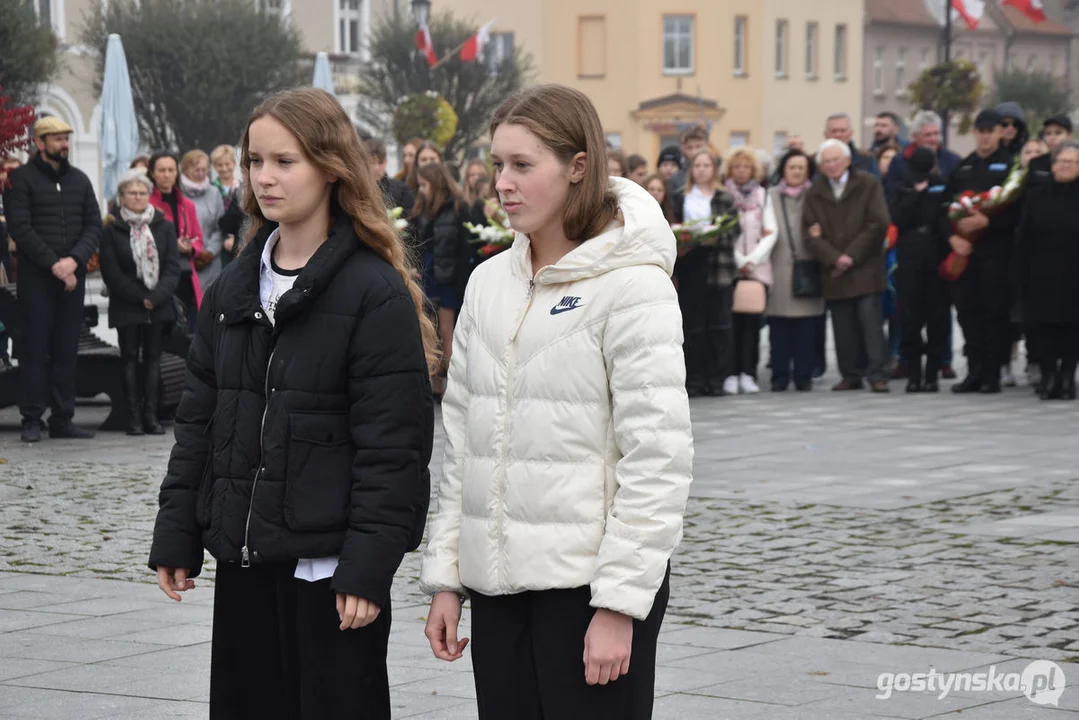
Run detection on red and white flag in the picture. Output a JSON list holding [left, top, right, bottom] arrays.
[[951, 0, 985, 30], [460, 20, 496, 62], [415, 24, 437, 67], [1002, 0, 1047, 23]]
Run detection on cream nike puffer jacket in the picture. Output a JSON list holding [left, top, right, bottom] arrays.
[[420, 177, 693, 621]]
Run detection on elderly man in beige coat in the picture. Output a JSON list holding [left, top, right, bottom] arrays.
[[803, 139, 891, 392]]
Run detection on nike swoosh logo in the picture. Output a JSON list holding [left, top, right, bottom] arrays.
[[550, 306, 582, 315]]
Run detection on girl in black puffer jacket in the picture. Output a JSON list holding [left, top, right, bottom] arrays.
[[412, 162, 472, 374], [148, 88, 438, 720]]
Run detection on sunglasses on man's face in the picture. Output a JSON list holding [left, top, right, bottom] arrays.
[[1001, 120, 1016, 128]]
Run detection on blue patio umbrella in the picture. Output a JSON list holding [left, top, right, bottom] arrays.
[[99, 34, 140, 202], [312, 52, 335, 94]]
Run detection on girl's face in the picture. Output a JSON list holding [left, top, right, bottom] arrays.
[[1021, 140, 1047, 169], [247, 115, 335, 227], [152, 158, 178, 193], [878, 148, 897, 177], [691, 154, 715, 187], [658, 160, 680, 179], [418, 148, 441, 167], [492, 122, 580, 237], [607, 157, 624, 177], [783, 156, 809, 187], [402, 143, 417, 169], [213, 154, 236, 182], [646, 178, 666, 204], [629, 164, 648, 185], [466, 163, 486, 187], [419, 178, 433, 199], [186, 158, 210, 184], [730, 159, 754, 185]]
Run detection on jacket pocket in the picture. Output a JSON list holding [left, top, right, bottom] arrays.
[[283, 412, 353, 532]]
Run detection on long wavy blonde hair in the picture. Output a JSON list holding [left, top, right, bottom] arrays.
[[239, 88, 440, 373]]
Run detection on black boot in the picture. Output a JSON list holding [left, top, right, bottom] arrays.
[[952, 362, 984, 394], [142, 358, 165, 435], [123, 361, 143, 436], [923, 358, 940, 393], [906, 358, 923, 393], [1047, 372, 1064, 400], [1062, 373, 1077, 401]]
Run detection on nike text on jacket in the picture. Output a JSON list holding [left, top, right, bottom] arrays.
[[420, 177, 694, 621]]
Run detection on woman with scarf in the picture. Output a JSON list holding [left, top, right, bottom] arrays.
[[721, 147, 777, 395], [765, 150, 823, 391], [148, 151, 206, 329], [180, 150, 226, 292], [98, 169, 182, 435]]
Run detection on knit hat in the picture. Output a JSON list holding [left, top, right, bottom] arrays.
[[908, 147, 936, 183], [657, 146, 682, 167]]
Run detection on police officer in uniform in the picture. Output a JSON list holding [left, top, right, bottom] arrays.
[[1027, 115, 1072, 191], [946, 109, 1023, 394]]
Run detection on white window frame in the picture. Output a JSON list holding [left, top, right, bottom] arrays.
[[487, 32, 514, 76], [873, 46, 884, 95], [805, 22, 818, 79], [895, 48, 907, 96], [256, 0, 291, 19], [1027, 54, 1039, 72], [775, 19, 788, 78], [773, 132, 788, 158], [978, 50, 989, 79], [834, 23, 847, 80], [920, 47, 931, 71], [729, 131, 749, 149], [662, 15, 694, 76], [734, 16, 747, 76], [335, 0, 366, 58], [29, 0, 64, 40]]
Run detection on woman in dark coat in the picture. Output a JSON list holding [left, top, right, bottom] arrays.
[[1015, 140, 1079, 400], [98, 169, 182, 435]]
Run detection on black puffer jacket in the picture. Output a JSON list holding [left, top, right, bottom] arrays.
[[417, 201, 471, 292], [149, 215, 434, 608], [2, 154, 102, 273], [889, 172, 951, 272], [98, 209, 182, 328]]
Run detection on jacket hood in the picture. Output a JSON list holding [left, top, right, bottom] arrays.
[[996, 102, 1027, 125], [510, 176, 677, 285]]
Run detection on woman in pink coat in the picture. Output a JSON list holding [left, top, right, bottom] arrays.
[[147, 151, 205, 328]]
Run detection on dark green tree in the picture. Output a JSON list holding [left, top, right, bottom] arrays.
[[357, 11, 533, 161], [991, 67, 1073, 130], [909, 60, 985, 134], [80, 0, 304, 150], [0, 0, 60, 106]]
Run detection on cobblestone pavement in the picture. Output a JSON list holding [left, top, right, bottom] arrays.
[[0, 377, 1077, 718]]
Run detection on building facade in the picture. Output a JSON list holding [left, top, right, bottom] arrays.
[[864, 0, 1073, 156]]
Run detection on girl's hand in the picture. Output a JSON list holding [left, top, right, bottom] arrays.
[[156, 566, 195, 601], [425, 591, 469, 661], [583, 609, 633, 686], [335, 593, 380, 630], [223, 235, 235, 253]]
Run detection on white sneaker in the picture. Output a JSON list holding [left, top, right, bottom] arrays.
[[722, 376, 740, 396], [1001, 365, 1017, 387], [739, 373, 760, 394]]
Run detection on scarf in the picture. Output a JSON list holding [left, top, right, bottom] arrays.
[[120, 206, 160, 290], [180, 174, 212, 196], [725, 178, 762, 212], [776, 180, 809, 198]]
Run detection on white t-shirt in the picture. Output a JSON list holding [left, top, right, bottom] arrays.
[[259, 230, 340, 583], [683, 185, 714, 222]]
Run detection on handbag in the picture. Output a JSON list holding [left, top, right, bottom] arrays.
[[780, 194, 822, 299], [732, 278, 767, 314]]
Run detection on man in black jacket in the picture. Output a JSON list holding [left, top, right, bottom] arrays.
[[1027, 115, 1072, 190], [2, 117, 103, 441], [364, 138, 415, 214], [945, 109, 1022, 395]]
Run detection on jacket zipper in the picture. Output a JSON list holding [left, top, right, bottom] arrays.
[[496, 277, 536, 587], [241, 337, 274, 568], [56, 183, 66, 244]]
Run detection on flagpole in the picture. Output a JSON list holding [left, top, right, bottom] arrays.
[[429, 38, 472, 71], [942, 0, 952, 149]]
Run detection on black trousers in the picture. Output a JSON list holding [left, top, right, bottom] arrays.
[[210, 561, 391, 720], [814, 313, 827, 374], [679, 276, 732, 392], [769, 316, 819, 386], [176, 270, 198, 333], [952, 251, 1010, 381], [469, 568, 670, 720], [117, 323, 165, 412], [731, 312, 762, 379], [16, 264, 84, 424], [829, 294, 887, 383], [896, 268, 950, 379], [1031, 324, 1079, 380]]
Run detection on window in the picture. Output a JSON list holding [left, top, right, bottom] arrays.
[[921, 47, 931, 71], [734, 16, 747, 76], [337, 0, 363, 55], [729, 131, 749, 149], [26, 0, 61, 38], [578, 16, 607, 78], [805, 22, 818, 77], [258, 0, 286, 14], [487, 33, 515, 75], [978, 51, 989, 79], [895, 48, 907, 95], [1050, 54, 1059, 76], [773, 132, 788, 158], [873, 47, 884, 94], [605, 133, 623, 150], [663, 15, 694, 75], [775, 20, 788, 77], [1027, 54, 1039, 72], [834, 24, 847, 79]]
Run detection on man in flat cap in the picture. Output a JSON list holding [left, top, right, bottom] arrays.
[[3, 115, 102, 442], [944, 109, 1024, 395]]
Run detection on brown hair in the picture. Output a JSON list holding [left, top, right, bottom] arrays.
[[683, 149, 719, 194], [412, 162, 465, 220], [406, 141, 443, 193], [462, 159, 490, 205], [874, 141, 900, 166], [643, 173, 674, 223], [128, 154, 150, 169], [490, 84, 618, 243], [239, 88, 439, 372], [721, 147, 761, 183], [607, 149, 627, 177], [394, 136, 425, 183], [680, 124, 709, 145], [627, 153, 647, 174], [180, 149, 210, 177], [363, 137, 388, 164]]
